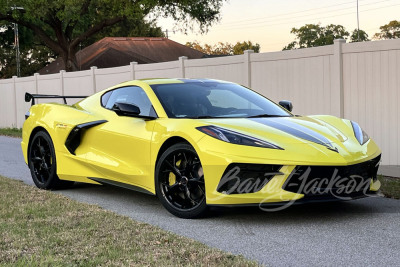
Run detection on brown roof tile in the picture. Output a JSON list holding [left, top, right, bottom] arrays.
[[39, 37, 206, 74]]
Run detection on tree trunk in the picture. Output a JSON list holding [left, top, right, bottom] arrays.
[[62, 47, 79, 72]]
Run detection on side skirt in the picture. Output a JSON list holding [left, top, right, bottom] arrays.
[[88, 177, 155, 195]]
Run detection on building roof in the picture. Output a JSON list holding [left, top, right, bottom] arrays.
[[38, 37, 206, 74]]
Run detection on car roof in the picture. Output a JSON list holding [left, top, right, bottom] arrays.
[[138, 78, 232, 85]]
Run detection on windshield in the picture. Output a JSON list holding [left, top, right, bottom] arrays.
[[150, 81, 291, 118]]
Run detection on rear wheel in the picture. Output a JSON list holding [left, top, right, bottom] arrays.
[[28, 131, 73, 189], [155, 143, 208, 218]]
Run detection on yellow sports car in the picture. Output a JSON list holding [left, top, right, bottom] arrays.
[[21, 78, 381, 218]]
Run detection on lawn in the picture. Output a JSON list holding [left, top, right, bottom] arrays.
[[0, 128, 22, 138], [378, 175, 400, 199], [0, 175, 259, 266]]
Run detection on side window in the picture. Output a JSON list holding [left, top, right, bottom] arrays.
[[101, 91, 112, 107], [104, 86, 155, 117]]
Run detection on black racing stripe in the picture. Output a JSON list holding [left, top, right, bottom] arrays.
[[251, 118, 337, 150]]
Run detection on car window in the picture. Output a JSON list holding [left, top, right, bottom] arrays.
[[207, 90, 262, 110], [151, 82, 290, 118], [104, 86, 155, 117], [101, 91, 112, 107]]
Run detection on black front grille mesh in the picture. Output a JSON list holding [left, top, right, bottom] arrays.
[[283, 155, 381, 196], [217, 164, 282, 195]]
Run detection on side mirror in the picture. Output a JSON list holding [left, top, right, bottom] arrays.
[[279, 100, 293, 112], [112, 102, 141, 117]]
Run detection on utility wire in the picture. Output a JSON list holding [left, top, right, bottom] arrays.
[[219, 0, 394, 28], [217, 3, 400, 31]]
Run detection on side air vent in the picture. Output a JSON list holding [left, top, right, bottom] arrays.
[[65, 120, 107, 155]]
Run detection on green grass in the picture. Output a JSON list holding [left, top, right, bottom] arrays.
[[0, 176, 259, 266], [379, 175, 400, 199], [0, 128, 22, 138]]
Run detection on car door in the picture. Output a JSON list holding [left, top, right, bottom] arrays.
[[83, 86, 157, 191]]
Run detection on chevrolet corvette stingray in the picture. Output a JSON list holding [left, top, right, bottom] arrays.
[[21, 78, 381, 218]]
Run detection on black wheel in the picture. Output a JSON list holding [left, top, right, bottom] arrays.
[[28, 131, 73, 189], [155, 143, 208, 218]]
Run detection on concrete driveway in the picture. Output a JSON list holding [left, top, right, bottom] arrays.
[[1, 136, 399, 266]]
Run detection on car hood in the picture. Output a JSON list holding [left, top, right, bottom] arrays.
[[199, 115, 351, 150]]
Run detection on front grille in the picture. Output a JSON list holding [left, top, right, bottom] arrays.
[[283, 155, 381, 196], [217, 164, 282, 195]]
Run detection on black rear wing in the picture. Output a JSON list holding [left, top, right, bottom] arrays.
[[25, 93, 88, 106]]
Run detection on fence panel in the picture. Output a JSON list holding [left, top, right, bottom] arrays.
[[135, 61, 180, 79], [0, 79, 16, 127], [15, 76, 36, 128], [95, 66, 131, 92], [342, 40, 400, 166], [185, 56, 245, 85]]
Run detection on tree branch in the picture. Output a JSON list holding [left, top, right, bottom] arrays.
[[0, 13, 63, 55], [70, 16, 124, 48], [65, 0, 92, 39]]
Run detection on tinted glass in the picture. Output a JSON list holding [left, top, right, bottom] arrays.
[[104, 86, 155, 117], [101, 91, 112, 107], [151, 82, 291, 118]]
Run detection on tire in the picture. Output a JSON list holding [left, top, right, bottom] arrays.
[[28, 131, 74, 190], [155, 143, 208, 218]]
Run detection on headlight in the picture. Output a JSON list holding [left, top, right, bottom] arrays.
[[196, 126, 283, 149], [351, 121, 369, 145]]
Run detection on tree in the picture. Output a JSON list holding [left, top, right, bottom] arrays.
[[186, 41, 260, 55], [0, 24, 55, 78], [0, 15, 164, 78], [0, 0, 225, 72], [373, 20, 400, 39], [283, 24, 349, 50], [232, 41, 260, 54], [350, 29, 369, 42], [186, 41, 232, 55]]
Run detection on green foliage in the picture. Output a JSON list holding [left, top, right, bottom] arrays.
[[283, 24, 350, 50], [232, 41, 260, 55], [0, 24, 55, 78], [186, 40, 260, 55], [0, 0, 225, 72], [373, 20, 400, 39], [0, 128, 22, 138], [350, 29, 369, 42]]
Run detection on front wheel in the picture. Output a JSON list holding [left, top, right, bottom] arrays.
[[155, 143, 208, 218], [28, 131, 73, 189]]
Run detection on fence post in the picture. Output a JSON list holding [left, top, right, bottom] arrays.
[[12, 76, 18, 127], [34, 73, 39, 94], [130, 62, 138, 80], [179, 56, 188, 78], [59, 70, 65, 96], [91, 66, 97, 93], [243, 50, 254, 87], [333, 39, 345, 118]]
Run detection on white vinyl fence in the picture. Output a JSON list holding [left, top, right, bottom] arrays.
[[0, 39, 399, 166]]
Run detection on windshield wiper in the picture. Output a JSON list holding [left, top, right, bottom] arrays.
[[246, 114, 291, 118]]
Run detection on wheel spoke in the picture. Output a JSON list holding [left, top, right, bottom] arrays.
[[165, 160, 182, 178], [31, 156, 42, 163], [184, 186, 198, 206]]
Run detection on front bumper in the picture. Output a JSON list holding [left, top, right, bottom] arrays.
[[196, 137, 382, 206]]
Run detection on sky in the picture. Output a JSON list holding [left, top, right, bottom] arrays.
[[155, 0, 400, 52]]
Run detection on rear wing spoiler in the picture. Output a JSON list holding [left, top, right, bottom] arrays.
[[25, 93, 88, 106]]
